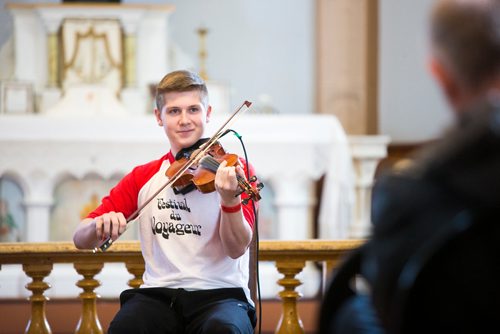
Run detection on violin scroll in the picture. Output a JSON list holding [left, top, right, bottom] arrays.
[[237, 175, 264, 205]]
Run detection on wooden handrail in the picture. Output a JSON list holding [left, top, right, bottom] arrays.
[[0, 240, 364, 334], [0, 241, 142, 264], [0, 239, 363, 266]]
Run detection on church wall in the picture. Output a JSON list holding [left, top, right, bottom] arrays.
[[379, 0, 454, 143], [163, 0, 315, 116]]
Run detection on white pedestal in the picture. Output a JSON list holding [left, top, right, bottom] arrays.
[[348, 135, 391, 238]]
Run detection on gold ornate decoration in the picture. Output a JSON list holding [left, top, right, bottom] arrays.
[[197, 26, 209, 81], [60, 18, 123, 93], [123, 34, 137, 87], [47, 33, 59, 87], [64, 27, 120, 83]]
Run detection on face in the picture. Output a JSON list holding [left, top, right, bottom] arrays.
[[154, 90, 211, 156]]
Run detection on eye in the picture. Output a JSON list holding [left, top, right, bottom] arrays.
[[167, 108, 180, 115], [189, 106, 200, 113]]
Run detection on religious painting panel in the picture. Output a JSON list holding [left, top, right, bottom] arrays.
[[50, 174, 139, 242], [0, 176, 25, 242]]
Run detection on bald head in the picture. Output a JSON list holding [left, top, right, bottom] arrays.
[[430, 0, 500, 96]]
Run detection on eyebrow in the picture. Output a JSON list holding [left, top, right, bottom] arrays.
[[167, 103, 201, 109]]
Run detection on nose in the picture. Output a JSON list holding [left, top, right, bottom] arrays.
[[179, 110, 191, 125]]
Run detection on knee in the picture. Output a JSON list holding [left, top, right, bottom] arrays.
[[202, 319, 251, 334], [108, 318, 147, 334]]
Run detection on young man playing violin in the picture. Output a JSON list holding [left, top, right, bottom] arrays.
[[73, 70, 258, 333]]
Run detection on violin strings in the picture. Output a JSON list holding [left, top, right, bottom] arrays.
[[200, 156, 220, 173], [200, 156, 250, 192]]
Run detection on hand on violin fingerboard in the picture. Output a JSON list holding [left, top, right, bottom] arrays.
[[215, 160, 245, 206]]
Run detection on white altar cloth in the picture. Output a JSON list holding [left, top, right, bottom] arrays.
[[0, 113, 354, 240]]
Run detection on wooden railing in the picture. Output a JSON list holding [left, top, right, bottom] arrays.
[[0, 240, 363, 334]]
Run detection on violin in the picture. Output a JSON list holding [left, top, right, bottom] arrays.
[[166, 142, 263, 204], [94, 100, 259, 253]]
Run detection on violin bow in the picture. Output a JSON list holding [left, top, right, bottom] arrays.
[[197, 100, 252, 157], [93, 100, 252, 252]]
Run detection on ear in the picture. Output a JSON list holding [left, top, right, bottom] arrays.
[[428, 55, 460, 105], [154, 108, 163, 126], [205, 105, 212, 123]]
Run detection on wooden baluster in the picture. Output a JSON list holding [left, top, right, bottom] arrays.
[[322, 257, 342, 294], [23, 263, 53, 334], [125, 261, 144, 289], [74, 262, 104, 334], [274, 260, 306, 334]]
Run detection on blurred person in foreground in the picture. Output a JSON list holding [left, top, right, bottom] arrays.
[[319, 0, 500, 333]]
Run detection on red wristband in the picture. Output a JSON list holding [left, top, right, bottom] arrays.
[[220, 203, 242, 213]]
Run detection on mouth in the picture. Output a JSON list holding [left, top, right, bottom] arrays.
[[177, 129, 194, 136]]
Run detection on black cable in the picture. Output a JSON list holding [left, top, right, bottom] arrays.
[[226, 129, 262, 334]]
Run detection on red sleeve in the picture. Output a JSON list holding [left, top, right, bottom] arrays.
[[239, 157, 260, 229], [87, 155, 169, 220]]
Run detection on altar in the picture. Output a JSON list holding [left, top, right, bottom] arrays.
[[0, 112, 358, 242], [3, 2, 175, 115]]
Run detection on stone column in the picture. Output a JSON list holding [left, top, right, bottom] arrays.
[[121, 14, 140, 89], [23, 173, 53, 242], [271, 176, 314, 240], [23, 197, 52, 242], [9, 6, 38, 83], [120, 13, 143, 115], [36, 9, 63, 87], [36, 7, 64, 112], [316, 0, 379, 135]]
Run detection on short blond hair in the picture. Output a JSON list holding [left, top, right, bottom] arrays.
[[155, 70, 208, 111]]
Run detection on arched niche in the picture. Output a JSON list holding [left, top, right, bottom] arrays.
[[255, 179, 277, 240], [49, 171, 140, 241], [0, 173, 26, 242]]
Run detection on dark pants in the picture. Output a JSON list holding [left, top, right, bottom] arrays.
[[108, 287, 256, 334]]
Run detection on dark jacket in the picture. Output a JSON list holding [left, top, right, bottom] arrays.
[[363, 100, 500, 333]]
